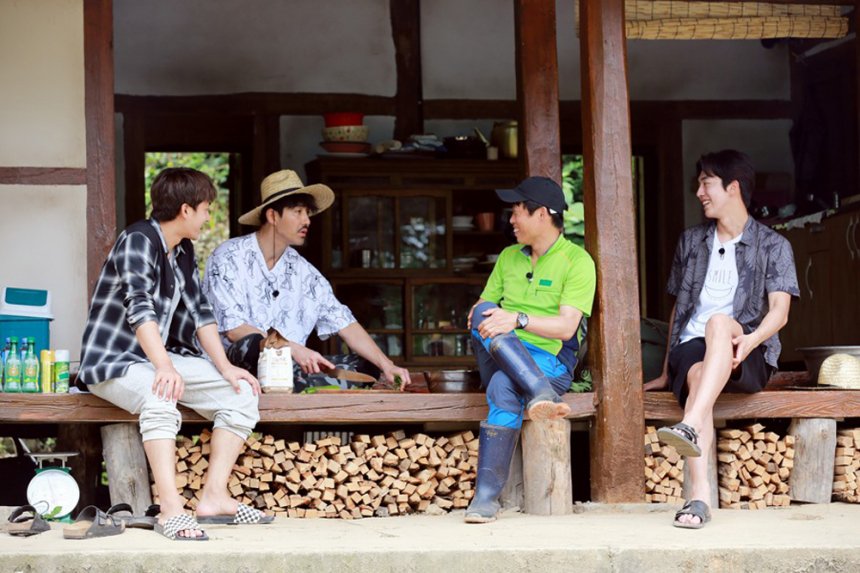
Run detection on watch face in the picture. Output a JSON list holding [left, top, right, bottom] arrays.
[[27, 469, 80, 518]]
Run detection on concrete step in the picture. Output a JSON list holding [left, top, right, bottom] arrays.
[[2, 503, 859, 572]]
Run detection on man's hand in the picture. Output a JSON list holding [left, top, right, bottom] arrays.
[[732, 333, 758, 369], [476, 307, 517, 339], [381, 363, 412, 391], [643, 373, 669, 392], [290, 341, 336, 374], [220, 364, 261, 396], [153, 364, 184, 402]]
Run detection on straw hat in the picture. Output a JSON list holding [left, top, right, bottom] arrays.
[[238, 170, 335, 226], [818, 354, 860, 389]]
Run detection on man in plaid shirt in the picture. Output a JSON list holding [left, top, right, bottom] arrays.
[[79, 168, 268, 540]]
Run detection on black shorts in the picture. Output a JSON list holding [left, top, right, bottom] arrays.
[[667, 337, 774, 407]]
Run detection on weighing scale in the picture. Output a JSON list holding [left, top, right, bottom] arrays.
[[18, 439, 79, 521]]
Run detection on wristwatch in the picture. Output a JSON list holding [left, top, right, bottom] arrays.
[[516, 312, 529, 330]]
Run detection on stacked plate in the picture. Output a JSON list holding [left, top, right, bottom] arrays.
[[452, 215, 474, 231]]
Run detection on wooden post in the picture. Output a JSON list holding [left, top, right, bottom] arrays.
[[580, 0, 644, 503], [390, 0, 423, 141], [101, 423, 153, 513], [788, 418, 836, 503], [856, 0, 860, 186], [522, 419, 572, 515], [500, 439, 524, 510], [515, 0, 562, 183], [84, 0, 117, 295], [682, 430, 719, 509], [56, 425, 103, 514]]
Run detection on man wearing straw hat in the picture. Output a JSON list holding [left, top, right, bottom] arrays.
[[646, 150, 799, 529], [203, 169, 411, 389]]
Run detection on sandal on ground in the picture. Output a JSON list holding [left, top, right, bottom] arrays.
[[196, 503, 274, 525], [673, 499, 711, 529], [154, 514, 208, 541], [5, 505, 51, 537], [62, 505, 125, 539], [657, 422, 702, 457], [106, 503, 159, 530]]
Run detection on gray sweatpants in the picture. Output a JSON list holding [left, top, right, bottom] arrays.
[[89, 354, 259, 442]]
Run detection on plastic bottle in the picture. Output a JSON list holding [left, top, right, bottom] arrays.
[[22, 340, 40, 393], [4, 337, 22, 392], [53, 349, 70, 393], [40, 349, 53, 393]]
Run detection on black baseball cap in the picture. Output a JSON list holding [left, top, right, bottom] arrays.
[[496, 176, 568, 214]]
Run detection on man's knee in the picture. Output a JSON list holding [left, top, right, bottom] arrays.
[[705, 314, 735, 339], [139, 403, 183, 441], [213, 390, 260, 439], [470, 301, 498, 333]]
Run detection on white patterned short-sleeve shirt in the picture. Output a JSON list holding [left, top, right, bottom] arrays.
[[203, 233, 356, 348]]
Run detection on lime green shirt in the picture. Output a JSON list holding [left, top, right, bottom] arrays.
[[479, 235, 596, 356]]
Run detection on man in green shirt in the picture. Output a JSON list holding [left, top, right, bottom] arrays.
[[464, 176, 596, 523]]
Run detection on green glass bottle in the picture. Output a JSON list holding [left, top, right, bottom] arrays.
[[22, 338, 40, 393], [4, 337, 22, 392]]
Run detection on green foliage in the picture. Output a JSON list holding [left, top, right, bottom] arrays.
[[144, 152, 231, 274], [562, 155, 585, 246]]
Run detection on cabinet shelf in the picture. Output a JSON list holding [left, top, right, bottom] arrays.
[[305, 157, 523, 365]]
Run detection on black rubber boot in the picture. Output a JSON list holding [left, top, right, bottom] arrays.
[[488, 332, 570, 421], [464, 423, 520, 523]]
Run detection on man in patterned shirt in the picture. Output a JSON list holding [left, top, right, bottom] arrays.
[[79, 168, 267, 540], [646, 150, 799, 529], [203, 169, 411, 389]]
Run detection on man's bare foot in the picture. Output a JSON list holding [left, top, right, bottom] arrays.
[[158, 498, 205, 539], [195, 496, 239, 519]]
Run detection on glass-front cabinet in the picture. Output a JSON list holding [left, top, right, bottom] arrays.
[[305, 156, 521, 366]]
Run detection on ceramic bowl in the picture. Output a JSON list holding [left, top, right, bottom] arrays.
[[322, 125, 369, 142]]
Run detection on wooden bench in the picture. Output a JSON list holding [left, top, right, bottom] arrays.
[[0, 392, 597, 424]]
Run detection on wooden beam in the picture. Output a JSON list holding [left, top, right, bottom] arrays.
[[423, 99, 518, 119], [0, 167, 86, 186], [390, 0, 423, 140], [0, 393, 597, 424], [580, 0, 644, 503], [856, 1, 860, 185], [515, 0, 562, 182], [84, 0, 117, 295], [122, 112, 146, 224], [644, 391, 860, 420], [116, 93, 395, 117]]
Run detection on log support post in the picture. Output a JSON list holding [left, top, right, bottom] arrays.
[[522, 419, 573, 515], [580, 0, 644, 503], [101, 423, 152, 513], [788, 418, 836, 503]]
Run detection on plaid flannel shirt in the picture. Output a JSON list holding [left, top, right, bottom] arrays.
[[78, 219, 216, 385]]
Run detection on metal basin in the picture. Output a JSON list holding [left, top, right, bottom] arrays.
[[798, 346, 860, 383]]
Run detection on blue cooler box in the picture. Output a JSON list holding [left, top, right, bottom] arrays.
[[0, 287, 53, 355]]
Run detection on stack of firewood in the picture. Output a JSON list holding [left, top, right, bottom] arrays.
[[644, 426, 684, 504], [832, 428, 860, 502], [152, 429, 479, 519], [717, 424, 794, 509]]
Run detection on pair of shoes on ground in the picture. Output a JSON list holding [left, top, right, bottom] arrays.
[[62, 503, 161, 539]]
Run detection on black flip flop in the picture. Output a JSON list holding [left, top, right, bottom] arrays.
[[62, 505, 125, 539], [5, 505, 51, 537], [106, 503, 159, 530], [657, 422, 702, 457], [673, 499, 711, 529]]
